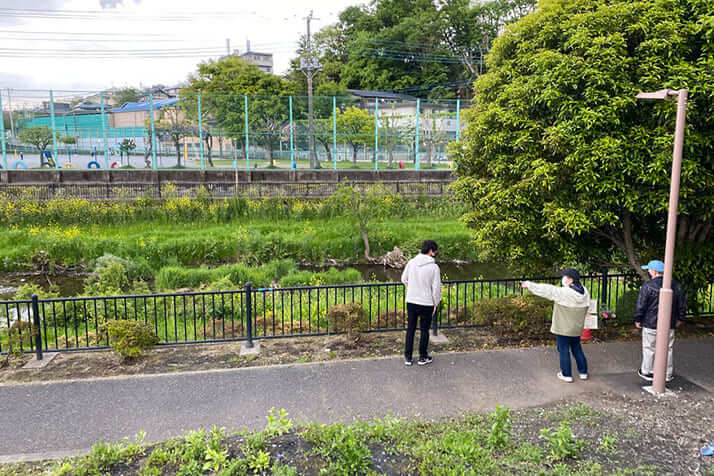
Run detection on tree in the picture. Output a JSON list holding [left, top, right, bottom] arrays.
[[337, 106, 372, 165], [119, 139, 136, 161], [328, 183, 393, 260], [286, 0, 536, 97], [451, 0, 714, 292], [59, 136, 77, 146], [181, 56, 298, 167], [19, 126, 54, 167], [153, 107, 193, 168], [378, 103, 412, 168], [420, 107, 449, 168], [112, 87, 143, 106]]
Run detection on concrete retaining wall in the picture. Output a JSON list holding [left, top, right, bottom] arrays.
[[0, 169, 454, 185]]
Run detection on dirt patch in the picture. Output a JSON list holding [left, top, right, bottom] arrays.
[[511, 393, 714, 475], [2, 319, 713, 384]]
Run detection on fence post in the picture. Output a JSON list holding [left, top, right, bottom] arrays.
[[601, 269, 609, 310], [289, 95, 294, 168], [245, 282, 253, 348], [31, 294, 43, 361], [0, 91, 6, 170], [415, 98, 420, 170], [100, 91, 109, 170], [455, 99, 461, 142], [150, 93, 157, 170], [333, 96, 337, 170], [244, 94, 250, 170], [198, 92, 205, 170], [49, 90, 59, 169], [374, 98, 379, 171]]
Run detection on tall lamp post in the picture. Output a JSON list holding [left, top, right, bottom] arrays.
[[635, 88, 688, 394]]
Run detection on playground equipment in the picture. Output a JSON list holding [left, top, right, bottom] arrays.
[[87, 161, 101, 169], [13, 161, 27, 169], [63, 163, 76, 169]]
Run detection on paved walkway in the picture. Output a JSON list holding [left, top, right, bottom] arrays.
[[1, 337, 712, 462]]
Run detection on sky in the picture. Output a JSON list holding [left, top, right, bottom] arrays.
[[0, 0, 360, 97]]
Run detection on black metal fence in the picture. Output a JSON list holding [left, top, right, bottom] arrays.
[[0, 180, 450, 200], [2, 274, 712, 356]]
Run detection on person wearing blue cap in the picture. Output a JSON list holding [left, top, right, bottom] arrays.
[[634, 259, 687, 382]]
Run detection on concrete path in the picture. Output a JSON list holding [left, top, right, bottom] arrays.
[[1, 337, 711, 462]]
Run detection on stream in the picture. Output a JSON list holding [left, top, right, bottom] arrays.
[[0, 262, 514, 299]]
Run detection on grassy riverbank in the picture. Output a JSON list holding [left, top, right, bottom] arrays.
[[0, 218, 476, 274]]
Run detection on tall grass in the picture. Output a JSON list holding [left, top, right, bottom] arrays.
[[0, 218, 478, 273]]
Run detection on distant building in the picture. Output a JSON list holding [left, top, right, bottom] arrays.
[[109, 98, 182, 128], [223, 40, 274, 74], [42, 101, 71, 114], [71, 101, 102, 113]]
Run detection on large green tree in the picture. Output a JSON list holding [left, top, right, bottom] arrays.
[[287, 0, 536, 98], [182, 57, 298, 167], [337, 106, 373, 165], [451, 0, 714, 296]]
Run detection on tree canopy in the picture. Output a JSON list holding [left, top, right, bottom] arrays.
[[181, 56, 298, 166], [451, 0, 714, 296], [112, 87, 143, 106], [286, 0, 536, 98]]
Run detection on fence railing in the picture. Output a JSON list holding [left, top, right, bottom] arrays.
[[0, 180, 451, 200], [1, 90, 471, 171], [2, 274, 712, 356]]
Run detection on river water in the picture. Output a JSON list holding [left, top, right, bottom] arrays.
[[0, 262, 514, 299]]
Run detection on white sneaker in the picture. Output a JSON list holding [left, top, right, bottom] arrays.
[[557, 372, 573, 383], [579, 373, 588, 380]]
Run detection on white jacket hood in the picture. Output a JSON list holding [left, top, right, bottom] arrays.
[[401, 253, 442, 307]]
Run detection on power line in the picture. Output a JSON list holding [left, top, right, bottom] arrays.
[[0, 7, 265, 21]]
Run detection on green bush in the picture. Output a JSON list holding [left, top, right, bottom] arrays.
[[103, 320, 159, 361], [155, 260, 297, 290], [1, 320, 38, 355], [325, 302, 369, 336], [280, 268, 362, 287], [614, 290, 639, 325], [472, 295, 552, 338]]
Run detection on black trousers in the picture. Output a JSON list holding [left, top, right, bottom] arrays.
[[405, 302, 433, 360]]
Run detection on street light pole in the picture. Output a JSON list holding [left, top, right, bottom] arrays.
[[635, 88, 688, 394]]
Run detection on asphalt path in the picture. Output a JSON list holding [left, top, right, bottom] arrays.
[[1, 337, 711, 461]]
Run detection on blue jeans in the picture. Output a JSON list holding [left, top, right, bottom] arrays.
[[556, 335, 588, 377]]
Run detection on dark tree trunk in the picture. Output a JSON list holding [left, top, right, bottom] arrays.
[[174, 138, 181, 167]]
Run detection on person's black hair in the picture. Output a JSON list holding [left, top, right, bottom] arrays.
[[421, 240, 438, 254]]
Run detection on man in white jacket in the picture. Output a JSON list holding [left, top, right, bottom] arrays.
[[401, 240, 442, 366]]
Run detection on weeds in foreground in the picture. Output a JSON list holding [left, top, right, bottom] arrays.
[[34, 405, 677, 476]]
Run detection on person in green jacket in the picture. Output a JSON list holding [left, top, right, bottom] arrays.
[[521, 269, 591, 382]]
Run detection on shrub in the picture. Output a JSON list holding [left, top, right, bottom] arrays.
[[279, 267, 362, 287], [472, 294, 552, 338], [614, 290, 639, 325], [326, 303, 369, 336], [155, 260, 297, 290], [1, 320, 38, 355], [103, 320, 159, 361]]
